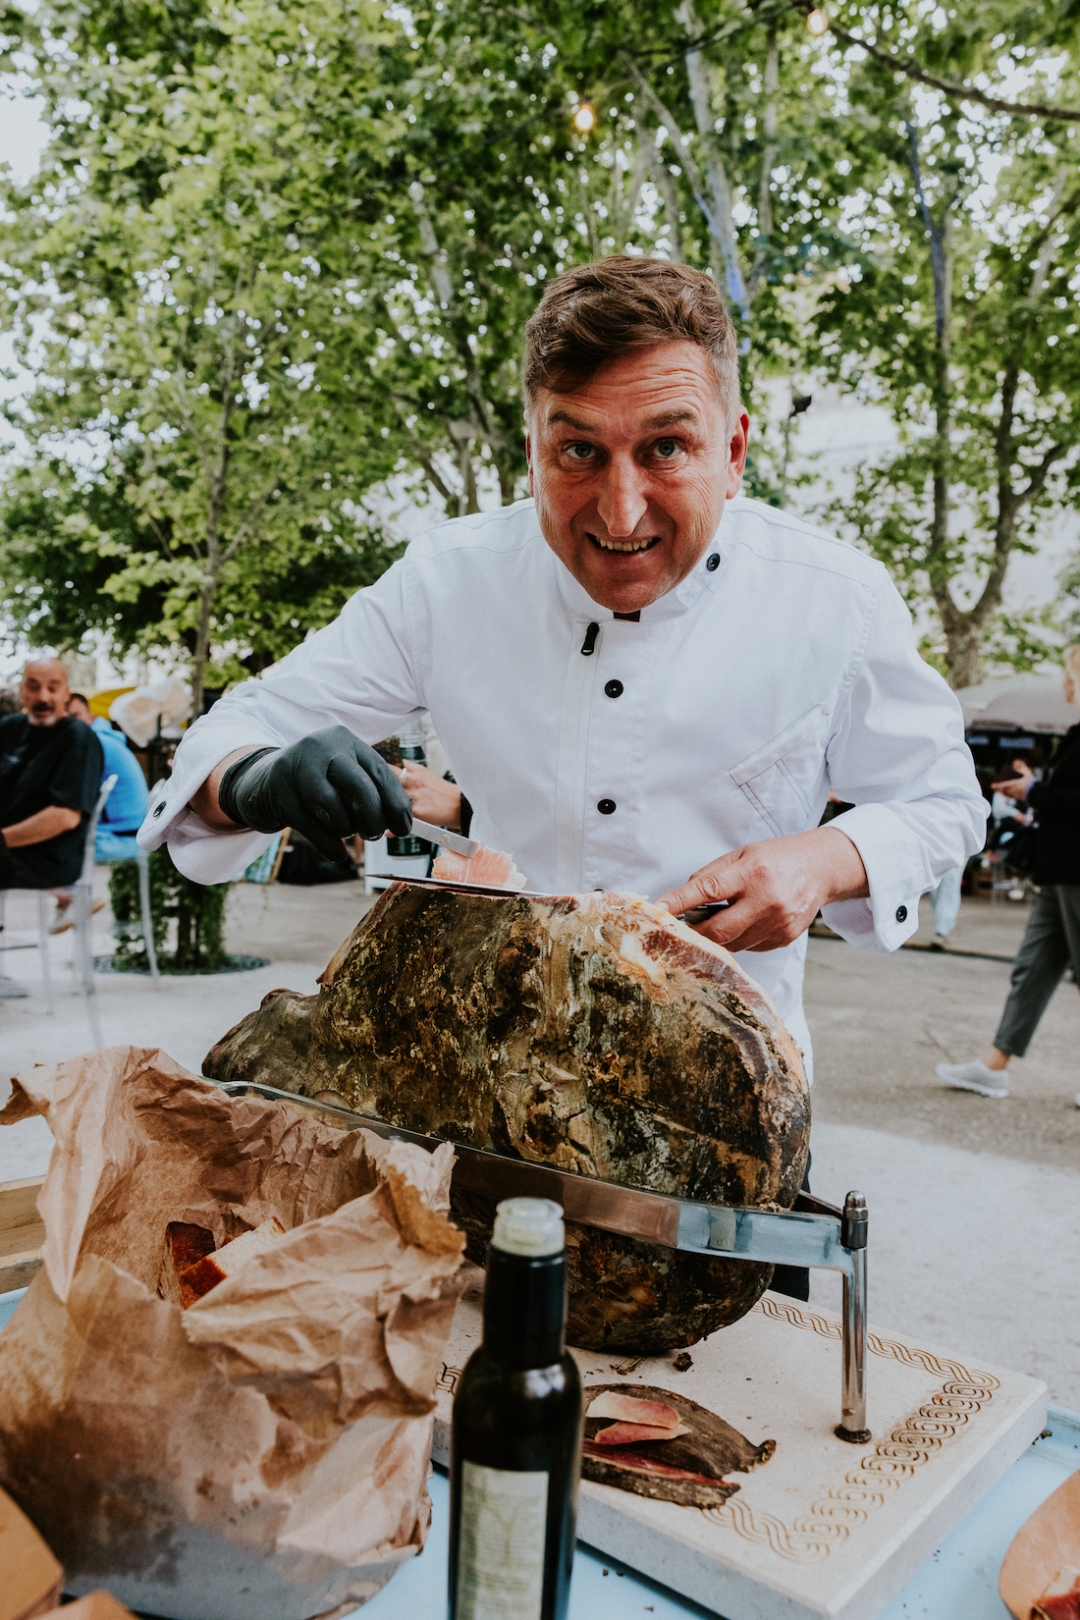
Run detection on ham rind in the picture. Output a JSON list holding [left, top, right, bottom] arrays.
[[591, 1421, 691, 1446], [204, 884, 810, 1352], [587, 1391, 684, 1428]]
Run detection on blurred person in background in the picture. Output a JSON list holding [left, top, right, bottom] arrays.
[[67, 692, 149, 862], [0, 688, 21, 717], [927, 864, 964, 950], [0, 657, 103, 937], [937, 644, 1080, 1106]]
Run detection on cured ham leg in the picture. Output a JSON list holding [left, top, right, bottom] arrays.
[[204, 884, 809, 1352]]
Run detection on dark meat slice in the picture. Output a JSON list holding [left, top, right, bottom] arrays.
[[178, 1218, 286, 1306], [157, 1221, 215, 1307], [1035, 1595, 1080, 1619], [581, 1382, 775, 1508], [581, 1442, 740, 1509]]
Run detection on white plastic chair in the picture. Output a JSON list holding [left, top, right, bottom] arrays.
[[94, 822, 161, 983], [0, 774, 117, 1046]]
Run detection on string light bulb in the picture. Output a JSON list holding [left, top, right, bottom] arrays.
[[573, 103, 596, 133], [806, 9, 828, 33]]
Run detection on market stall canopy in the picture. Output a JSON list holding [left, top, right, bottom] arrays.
[[955, 673, 1074, 735], [88, 685, 133, 720], [109, 678, 193, 747]]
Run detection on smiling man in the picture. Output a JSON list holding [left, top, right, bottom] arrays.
[[142, 257, 986, 1072], [0, 657, 104, 898]]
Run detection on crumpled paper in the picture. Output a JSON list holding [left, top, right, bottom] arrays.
[[0, 1047, 465, 1620]]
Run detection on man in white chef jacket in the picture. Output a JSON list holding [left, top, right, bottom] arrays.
[[140, 256, 987, 1076]]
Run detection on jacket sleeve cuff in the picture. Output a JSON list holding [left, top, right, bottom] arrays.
[[136, 720, 284, 854], [820, 803, 926, 951]]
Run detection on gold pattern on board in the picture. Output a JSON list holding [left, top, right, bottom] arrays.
[[702, 1300, 1001, 1563], [437, 1362, 461, 1396]]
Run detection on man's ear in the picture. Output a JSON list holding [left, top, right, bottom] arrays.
[[525, 427, 534, 495], [725, 410, 750, 499]]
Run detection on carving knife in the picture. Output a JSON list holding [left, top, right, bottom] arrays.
[[369, 873, 729, 918], [212, 1079, 857, 1272], [405, 817, 479, 858]]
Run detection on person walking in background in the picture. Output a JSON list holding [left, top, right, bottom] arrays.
[[937, 644, 1080, 1106], [927, 864, 964, 949]]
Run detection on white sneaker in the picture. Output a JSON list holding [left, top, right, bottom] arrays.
[[936, 1060, 1009, 1098], [49, 898, 106, 935]]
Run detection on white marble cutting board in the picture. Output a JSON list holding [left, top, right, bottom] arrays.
[[432, 1274, 1046, 1620]]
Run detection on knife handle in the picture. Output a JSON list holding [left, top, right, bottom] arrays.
[[679, 901, 730, 925]]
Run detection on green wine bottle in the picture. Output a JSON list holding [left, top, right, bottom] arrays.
[[449, 1197, 583, 1620], [386, 727, 432, 859]]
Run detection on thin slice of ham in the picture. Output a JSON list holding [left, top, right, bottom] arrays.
[[586, 1391, 684, 1430], [432, 844, 527, 890], [591, 1420, 691, 1446]]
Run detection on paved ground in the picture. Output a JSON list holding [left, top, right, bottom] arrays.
[[2, 880, 1078, 1407], [808, 898, 1080, 1171]]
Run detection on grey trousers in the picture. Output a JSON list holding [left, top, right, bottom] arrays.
[[994, 885, 1080, 1057]]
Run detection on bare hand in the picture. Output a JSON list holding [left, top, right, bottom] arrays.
[[391, 761, 463, 829], [991, 760, 1034, 802], [656, 826, 869, 953]]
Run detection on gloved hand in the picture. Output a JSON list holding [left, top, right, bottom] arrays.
[[219, 726, 413, 863]]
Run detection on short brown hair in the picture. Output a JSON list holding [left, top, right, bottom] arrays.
[[523, 256, 740, 420]]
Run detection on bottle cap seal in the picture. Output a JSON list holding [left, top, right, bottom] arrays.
[[492, 1197, 564, 1257]]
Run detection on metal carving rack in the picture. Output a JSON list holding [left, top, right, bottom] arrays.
[[215, 1079, 870, 1442]]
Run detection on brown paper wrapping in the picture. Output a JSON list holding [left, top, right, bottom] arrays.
[[0, 1047, 465, 1620]]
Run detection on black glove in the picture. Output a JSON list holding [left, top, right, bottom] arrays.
[[219, 727, 413, 864]]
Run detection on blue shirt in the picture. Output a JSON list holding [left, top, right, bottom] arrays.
[[92, 717, 148, 832]]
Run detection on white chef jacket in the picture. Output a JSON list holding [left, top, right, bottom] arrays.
[[140, 494, 987, 1071]]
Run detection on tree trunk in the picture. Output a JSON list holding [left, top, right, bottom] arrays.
[[940, 617, 986, 691], [190, 570, 217, 718]]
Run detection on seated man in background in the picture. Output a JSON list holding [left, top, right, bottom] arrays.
[[68, 692, 149, 860], [0, 658, 104, 931]]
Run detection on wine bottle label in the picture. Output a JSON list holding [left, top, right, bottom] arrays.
[[456, 1461, 549, 1620]]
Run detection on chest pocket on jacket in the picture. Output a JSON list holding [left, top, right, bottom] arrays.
[[729, 705, 830, 838]]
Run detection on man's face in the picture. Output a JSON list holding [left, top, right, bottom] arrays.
[[68, 695, 93, 724], [527, 341, 749, 614], [21, 661, 71, 727]]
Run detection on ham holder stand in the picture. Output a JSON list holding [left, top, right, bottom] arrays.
[[214, 1080, 871, 1443]]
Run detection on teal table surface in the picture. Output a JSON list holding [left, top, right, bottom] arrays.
[[2, 1288, 1076, 1620]]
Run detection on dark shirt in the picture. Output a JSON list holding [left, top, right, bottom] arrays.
[[1027, 722, 1080, 886], [0, 713, 104, 886]]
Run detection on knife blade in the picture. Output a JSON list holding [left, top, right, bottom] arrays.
[[213, 1080, 854, 1274], [370, 874, 548, 898], [407, 817, 479, 858]]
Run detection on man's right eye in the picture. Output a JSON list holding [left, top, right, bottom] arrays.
[[566, 442, 595, 459]]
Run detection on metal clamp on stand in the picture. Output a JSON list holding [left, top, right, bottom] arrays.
[[215, 1081, 870, 1442]]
